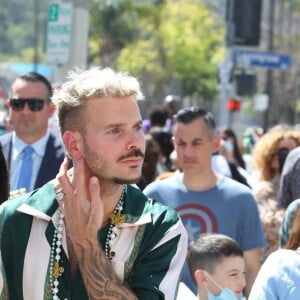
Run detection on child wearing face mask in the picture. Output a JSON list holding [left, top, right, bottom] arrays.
[[186, 233, 246, 300]]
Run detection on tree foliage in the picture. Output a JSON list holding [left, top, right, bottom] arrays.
[[0, 0, 50, 63], [89, 0, 225, 103], [0, 0, 225, 103], [157, 1, 224, 98]]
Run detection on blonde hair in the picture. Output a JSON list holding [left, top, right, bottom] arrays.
[[53, 67, 145, 133]]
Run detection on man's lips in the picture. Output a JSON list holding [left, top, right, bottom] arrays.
[[21, 118, 34, 123], [120, 157, 143, 164], [183, 159, 196, 164], [117, 149, 145, 163]]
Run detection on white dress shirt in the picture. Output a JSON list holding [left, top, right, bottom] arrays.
[[10, 131, 50, 192]]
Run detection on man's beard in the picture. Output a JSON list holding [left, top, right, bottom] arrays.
[[84, 144, 144, 185], [113, 149, 145, 184], [112, 174, 142, 185]]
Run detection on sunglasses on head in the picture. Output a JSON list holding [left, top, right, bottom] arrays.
[[10, 98, 47, 112]]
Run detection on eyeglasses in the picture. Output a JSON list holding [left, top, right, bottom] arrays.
[[10, 98, 47, 112]]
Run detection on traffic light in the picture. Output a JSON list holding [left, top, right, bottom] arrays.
[[227, 99, 241, 112], [235, 74, 256, 96], [227, 0, 262, 46]]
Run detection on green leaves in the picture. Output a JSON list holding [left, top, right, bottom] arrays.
[[90, 0, 224, 100]]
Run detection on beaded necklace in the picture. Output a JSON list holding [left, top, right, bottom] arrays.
[[104, 185, 126, 260], [49, 208, 64, 300], [49, 185, 126, 298]]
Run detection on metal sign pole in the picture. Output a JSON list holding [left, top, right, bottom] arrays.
[[217, 0, 234, 127]]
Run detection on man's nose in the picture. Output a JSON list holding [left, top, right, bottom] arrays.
[[127, 130, 145, 150], [22, 102, 32, 113], [184, 145, 194, 156]]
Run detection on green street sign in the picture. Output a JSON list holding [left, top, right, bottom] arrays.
[[46, 2, 73, 64], [48, 3, 59, 22]]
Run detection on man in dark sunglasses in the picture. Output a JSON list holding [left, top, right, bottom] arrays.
[[9, 98, 47, 112], [0, 71, 66, 194]]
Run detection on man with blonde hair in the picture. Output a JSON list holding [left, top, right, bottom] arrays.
[[0, 67, 187, 300]]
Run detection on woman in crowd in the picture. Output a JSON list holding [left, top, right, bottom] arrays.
[[219, 127, 246, 170], [251, 128, 300, 261]]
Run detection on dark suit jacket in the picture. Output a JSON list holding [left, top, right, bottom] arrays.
[[0, 132, 66, 190]]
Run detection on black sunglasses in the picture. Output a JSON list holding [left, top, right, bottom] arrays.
[[10, 98, 47, 112]]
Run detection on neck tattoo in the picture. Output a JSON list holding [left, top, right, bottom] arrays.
[[49, 185, 126, 299]]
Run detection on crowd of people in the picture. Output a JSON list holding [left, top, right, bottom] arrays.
[[0, 67, 300, 299]]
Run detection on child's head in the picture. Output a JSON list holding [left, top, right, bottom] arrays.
[[187, 233, 246, 299]]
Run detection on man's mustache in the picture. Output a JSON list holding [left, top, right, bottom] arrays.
[[117, 149, 145, 162]]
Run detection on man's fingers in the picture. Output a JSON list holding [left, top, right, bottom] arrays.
[[72, 157, 90, 200], [89, 176, 103, 227], [57, 156, 71, 182], [56, 157, 73, 195]]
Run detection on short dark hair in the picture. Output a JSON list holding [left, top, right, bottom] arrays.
[[173, 107, 216, 134], [149, 105, 169, 127], [187, 233, 243, 284], [17, 72, 53, 100]]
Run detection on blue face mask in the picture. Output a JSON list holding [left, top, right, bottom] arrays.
[[207, 288, 243, 300], [205, 272, 243, 300], [225, 140, 234, 153]]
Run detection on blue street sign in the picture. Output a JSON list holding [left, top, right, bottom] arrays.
[[234, 49, 291, 70]]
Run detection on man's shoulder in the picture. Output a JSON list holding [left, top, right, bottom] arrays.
[[1, 193, 29, 215], [220, 176, 252, 193], [127, 185, 177, 211], [47, 132, 65, 148], [144, 174, 179, 192], [128, 184, 179, 218], [44, 132, 67, 162], [217, 177, 256, 206], [150, 196, 180, 219], [1, 183, 56, 221]]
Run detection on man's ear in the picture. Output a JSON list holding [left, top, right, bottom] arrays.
[[194, 269, 210, 288], [62, 130, 83, 159], [212, 135, 221, 153], [6, 99, 11, 109]]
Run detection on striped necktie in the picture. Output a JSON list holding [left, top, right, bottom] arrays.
[[16, 145, 34, 191]]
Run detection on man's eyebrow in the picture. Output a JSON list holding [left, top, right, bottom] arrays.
[[176, 137, 203, 142], [104, 120, 143, 129], [226, 268, 244, 273], [104, 123, 124, 128], [135, 120, 143, 126]]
